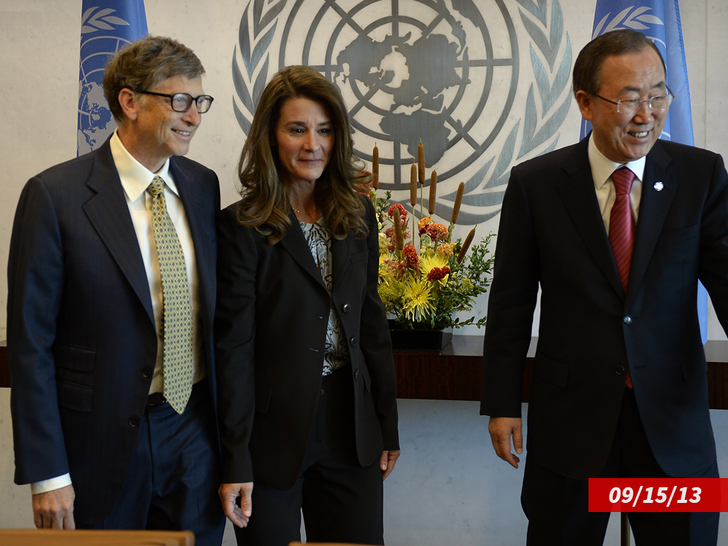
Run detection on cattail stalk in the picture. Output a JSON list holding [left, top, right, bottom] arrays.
[[409, 161, 417, 207], [451, 182, 465, 224], [372, 143, 379, 189], [393, 207, 404, 251], [428, 170, 437, 215], [457, 228, 475, 263], [418, 139, 425, 185]]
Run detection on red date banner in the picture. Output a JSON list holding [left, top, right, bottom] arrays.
[[589, 479, 728, 512]]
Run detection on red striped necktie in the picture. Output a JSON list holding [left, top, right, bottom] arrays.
[[609, 166, 636, 388], [609, 167, 636, 293]]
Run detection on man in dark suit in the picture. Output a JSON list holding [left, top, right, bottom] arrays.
[[7, 36, 225, 545], [481, 29, 725, 545]]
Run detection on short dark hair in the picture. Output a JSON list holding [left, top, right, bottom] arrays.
[[572, 29, 666, 97], [103, 36, 205, 122]]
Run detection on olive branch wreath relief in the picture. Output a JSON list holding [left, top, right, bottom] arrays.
[[440, 0, 572, 224], [232, 0, 286, 135], [231, 0, 572, 225]]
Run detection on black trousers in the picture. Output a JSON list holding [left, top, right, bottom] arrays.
[[521, 388, 719, 546], [76, 380, 226, 546], [234, 365, 384, 546]]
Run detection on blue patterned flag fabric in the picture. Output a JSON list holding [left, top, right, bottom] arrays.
[[77, 0, 147, 156], [581, 0, 707, 342]]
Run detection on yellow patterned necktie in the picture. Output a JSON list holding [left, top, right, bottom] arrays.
[[147, 175, 193, 414]]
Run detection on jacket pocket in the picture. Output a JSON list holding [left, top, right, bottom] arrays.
[[54, 344, 95, 372], [533, 352, 570, 388], [57, 380, 92, 412], [351, 249, 368, 263]]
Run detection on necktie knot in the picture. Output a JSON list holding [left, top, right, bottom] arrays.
[[612, 167, 635, 196], [147, 176, 165, 198]]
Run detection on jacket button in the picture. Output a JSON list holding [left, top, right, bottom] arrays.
[[354, 369, 360, 380], [129, 416, 140, 428], [342, 303, 350, 313], [349, 336, 358, 346], [615, 366, 626, 376], [623, 316, 632, 325], [142, 366, 153, 378]]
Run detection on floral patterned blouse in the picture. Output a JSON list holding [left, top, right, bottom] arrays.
[[299, 219, 350, 375]]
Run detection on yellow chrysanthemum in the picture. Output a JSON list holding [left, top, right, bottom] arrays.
[[419, 253, 449, 282], [378, 255, 395, 283], [378, 232, 389, 253], [402, 278, 435, 321], [378, 280, 401, 305]]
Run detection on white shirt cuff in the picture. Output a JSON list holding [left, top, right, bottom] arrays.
[[30, 474, 72, 495]]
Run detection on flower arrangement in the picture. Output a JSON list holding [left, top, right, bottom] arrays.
[[365, 142, 494, 331]]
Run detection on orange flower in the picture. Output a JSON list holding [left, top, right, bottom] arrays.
[[426, 222, 449, 242], [388, 203, 408, 226], [402, 245, 419, 269]]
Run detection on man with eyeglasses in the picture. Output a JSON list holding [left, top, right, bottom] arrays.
[[482, 29, 725, 545], [7, 36, 225, 545]]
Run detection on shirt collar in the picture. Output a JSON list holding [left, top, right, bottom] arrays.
[[588, 134, 646, 191], [110, 131, 178, 203]]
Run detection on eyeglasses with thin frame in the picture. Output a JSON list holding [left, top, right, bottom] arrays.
[[592, 86, 673, 116], [136, 90, 214, 114]]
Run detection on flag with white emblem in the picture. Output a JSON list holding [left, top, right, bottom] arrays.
[[77, 1, 148, 156]]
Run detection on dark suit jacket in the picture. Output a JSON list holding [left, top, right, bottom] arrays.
[[7, 138, 220, 523], [481, 136, 728, 480], [215, 195, 399, 489]]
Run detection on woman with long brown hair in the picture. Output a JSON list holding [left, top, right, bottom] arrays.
[[215, 65, 400, 546]]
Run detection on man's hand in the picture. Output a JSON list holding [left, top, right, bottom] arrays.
[[219, 482, 253, 528], [32, 484, 75, 529], [380, 450, 401, 480], [488, 417, 523, 469]]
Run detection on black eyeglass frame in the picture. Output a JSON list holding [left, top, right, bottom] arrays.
[[136, 90, 214, 114], [591, 86, 674, 116]]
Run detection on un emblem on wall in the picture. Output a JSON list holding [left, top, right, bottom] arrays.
[[233, 0, 571, 225]]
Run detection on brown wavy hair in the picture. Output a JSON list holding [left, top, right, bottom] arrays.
[[236, 65, 369, 244]]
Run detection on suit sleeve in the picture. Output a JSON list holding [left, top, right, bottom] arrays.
[[697, 153, 728, 329], [480, 167, 541, 418], [358, 197, 399, 449], [7, 176, 70, 484], [214, 206, 257, 483]]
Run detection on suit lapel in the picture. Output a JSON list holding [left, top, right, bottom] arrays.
[[279, 209, 327, 290], [83, 141, 155, 324], [558, 140, 625, 297], [627, 142, 675, 300], [171, 159, 216, 322], [330, 231, 352, 292]]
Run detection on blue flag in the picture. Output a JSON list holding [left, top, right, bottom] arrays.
[[77, 1, 148, 156], [581, 0, 708, 343]]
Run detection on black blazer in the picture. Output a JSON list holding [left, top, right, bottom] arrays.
[[481, 136, 728, 479], [7, 138, 220, 523], [215, 195, 399, 489]]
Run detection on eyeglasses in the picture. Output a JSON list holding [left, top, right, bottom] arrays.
[[136, 90, 214, 114], [592, 87, 673, 116]]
